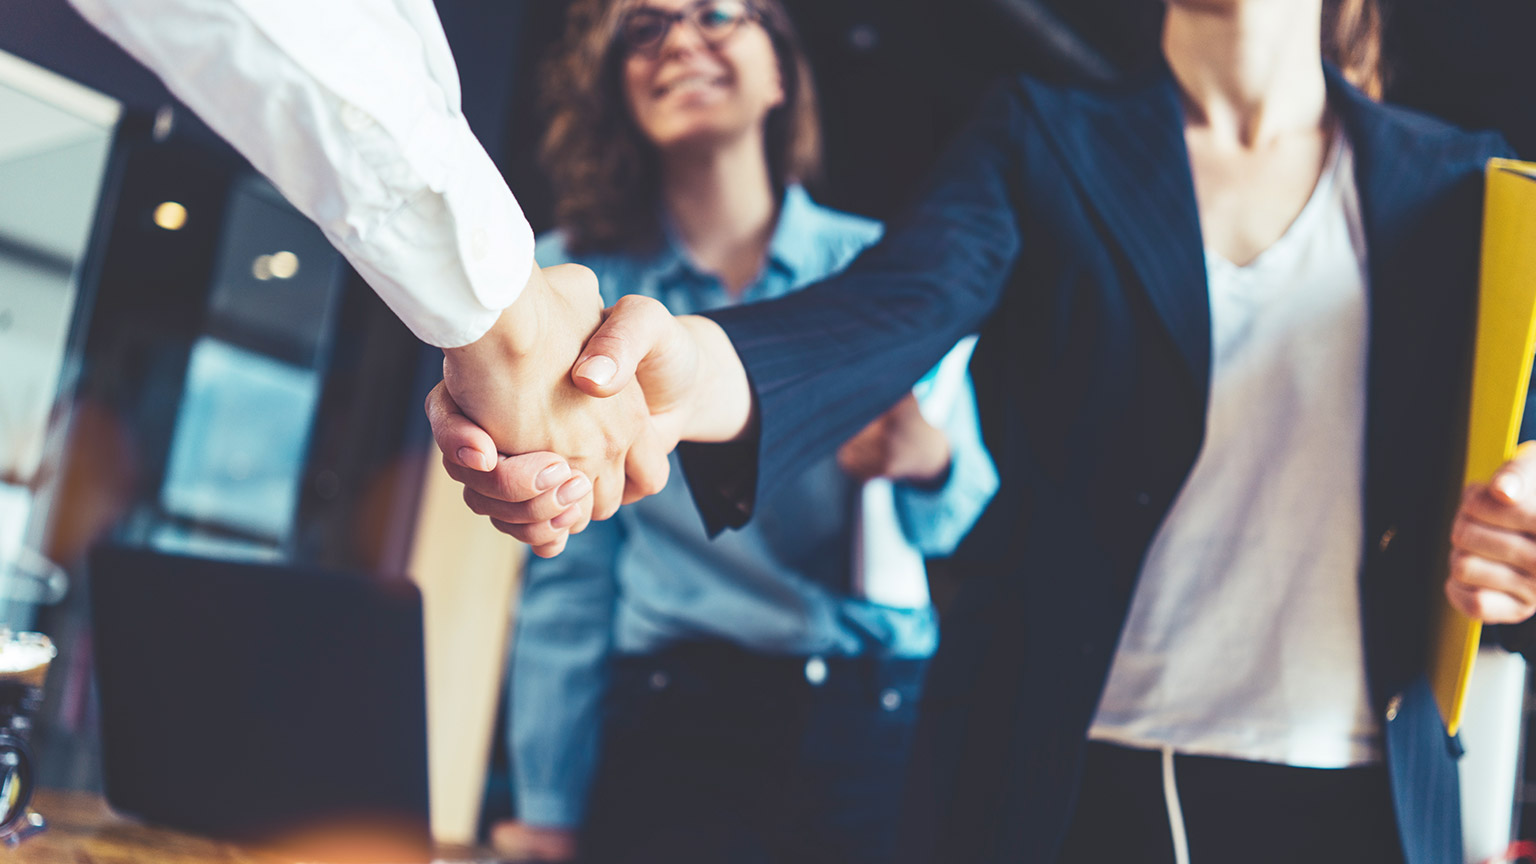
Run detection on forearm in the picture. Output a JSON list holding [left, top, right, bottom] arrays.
[[70, 0, 534, 348], [687, 83, 1026, 523]]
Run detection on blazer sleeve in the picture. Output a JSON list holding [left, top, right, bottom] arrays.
[[680, 81, 1030, 534]]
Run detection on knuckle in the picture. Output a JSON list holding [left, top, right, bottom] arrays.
[[1449, 518, 1466, 546], [496, 470, 527, 503], [635, 475, 663, 499], [1448, 552, 1471, 583], [495, 519, 555, 547], [613, 293, 660, 315]]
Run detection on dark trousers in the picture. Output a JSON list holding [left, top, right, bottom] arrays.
[[1057, 741, 1406, 864], [580, 641, 927, 864]]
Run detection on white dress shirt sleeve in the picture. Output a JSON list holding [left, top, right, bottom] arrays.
[[68, 0, 536, 347]]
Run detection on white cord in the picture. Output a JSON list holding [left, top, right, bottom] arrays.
[[1161, 746, 1192, 864]]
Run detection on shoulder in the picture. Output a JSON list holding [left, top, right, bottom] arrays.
[[798, 192, 884, 246], [1368, 99, 1512, 168]]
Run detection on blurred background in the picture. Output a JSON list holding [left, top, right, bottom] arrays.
[[2, 0, 1535, 849]]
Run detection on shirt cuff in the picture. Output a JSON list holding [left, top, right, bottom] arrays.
[[895, 443, 998, 557], [329, 115, 535, 348], [678, 436, 761, 536]]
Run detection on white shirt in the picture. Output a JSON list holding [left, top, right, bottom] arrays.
[[67, 0, 535, 348], [1089, 131, 1383, 768]]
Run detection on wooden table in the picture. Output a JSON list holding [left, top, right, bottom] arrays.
[[11, 790, 508, 863]]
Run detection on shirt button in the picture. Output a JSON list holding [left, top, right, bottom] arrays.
[[1384, 693, 1402, 722], [1135, 491, 1151, 507], [804, 656, 828, 686], [468, 227, 490, 261], [1378, 526, 1397, 553], [339, 102, 372, 132], [880, 689, 902, 711], [648, 671, 669, 691]]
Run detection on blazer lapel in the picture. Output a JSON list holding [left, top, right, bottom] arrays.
[[1327, 66, 1468, 516], [1024, 73, 1211, 401]]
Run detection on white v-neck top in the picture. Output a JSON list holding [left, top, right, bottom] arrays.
[[1089, 130, 1382, 767]]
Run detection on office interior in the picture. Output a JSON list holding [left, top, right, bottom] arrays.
[[2, 0, 1536, 859]]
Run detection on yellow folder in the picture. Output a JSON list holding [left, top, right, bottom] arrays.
[[1431, 159, 1536, 736]]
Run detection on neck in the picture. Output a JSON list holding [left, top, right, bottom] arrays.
[[661, 132, 779, 298], [1163, 0, 1327, 146]]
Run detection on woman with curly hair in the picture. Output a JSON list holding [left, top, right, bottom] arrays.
[[494, 1, 997, 861]]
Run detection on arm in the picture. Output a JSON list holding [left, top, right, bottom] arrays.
[[68, 0, 530, 348], [508, 518, 625, 842], [72, 0, 671, 531], [892, 339, 999, 557], [671, 82, 1028, 531], [424, 83, 1030, 548]]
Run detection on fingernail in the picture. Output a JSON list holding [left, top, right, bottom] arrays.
[[557, 475, 592, 506], [551, 507, 581, 529], [1496, 472, 1524, 502], [576, 355, 618, 387], [536, 462, 571, 492], [458, 447, 493, 472]]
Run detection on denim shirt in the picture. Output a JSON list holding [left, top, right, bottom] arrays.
[[509, 187, 998, 827]]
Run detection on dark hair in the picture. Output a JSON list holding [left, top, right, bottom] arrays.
[[1322, 0, 1385, 99], [541, 0, 822, 255]]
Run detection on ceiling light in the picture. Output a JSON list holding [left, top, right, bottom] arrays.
[[268, 251, 299, 279], [152, 201, 187, 231]]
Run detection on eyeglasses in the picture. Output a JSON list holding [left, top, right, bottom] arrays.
[[619, 0, 760, 58]]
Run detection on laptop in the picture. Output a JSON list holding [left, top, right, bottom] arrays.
[[88, 544, 433, 863]]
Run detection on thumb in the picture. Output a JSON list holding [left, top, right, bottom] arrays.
[[573, 294, 679, 398], [1491, 440, 1536, 505]]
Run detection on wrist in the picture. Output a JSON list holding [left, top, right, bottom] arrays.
[[898, 434, 952, 487], [444, 263, 549, 368], [677, 315, 755, 443]]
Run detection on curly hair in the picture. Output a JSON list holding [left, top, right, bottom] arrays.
[[540, 0, 822, 255]]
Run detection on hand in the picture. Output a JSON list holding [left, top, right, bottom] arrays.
[[426, 385, 589, 558], [1447, 441, 1536, 624], [568, 294, 753, 447], [429, 291, 752, 554], [439, 264, 667, 526], [837, 393, 951, 485], [489, 820, 577, 862]]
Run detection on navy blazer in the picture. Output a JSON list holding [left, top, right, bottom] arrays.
[[684, 65, 1517, 864]]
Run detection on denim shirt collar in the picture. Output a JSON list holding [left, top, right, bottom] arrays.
[[647, 185, 819, 306]]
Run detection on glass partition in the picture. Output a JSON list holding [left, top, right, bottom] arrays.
[[0, 50, 119, 628]]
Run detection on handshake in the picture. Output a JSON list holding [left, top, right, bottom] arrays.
[[425, 262, 957, 558], [426, 263, 753, 557]]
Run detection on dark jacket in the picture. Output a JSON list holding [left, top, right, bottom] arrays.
[[684, 65, 1516, 864]]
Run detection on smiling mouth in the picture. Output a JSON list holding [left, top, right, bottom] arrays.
[[654, 74, 729, 98]]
